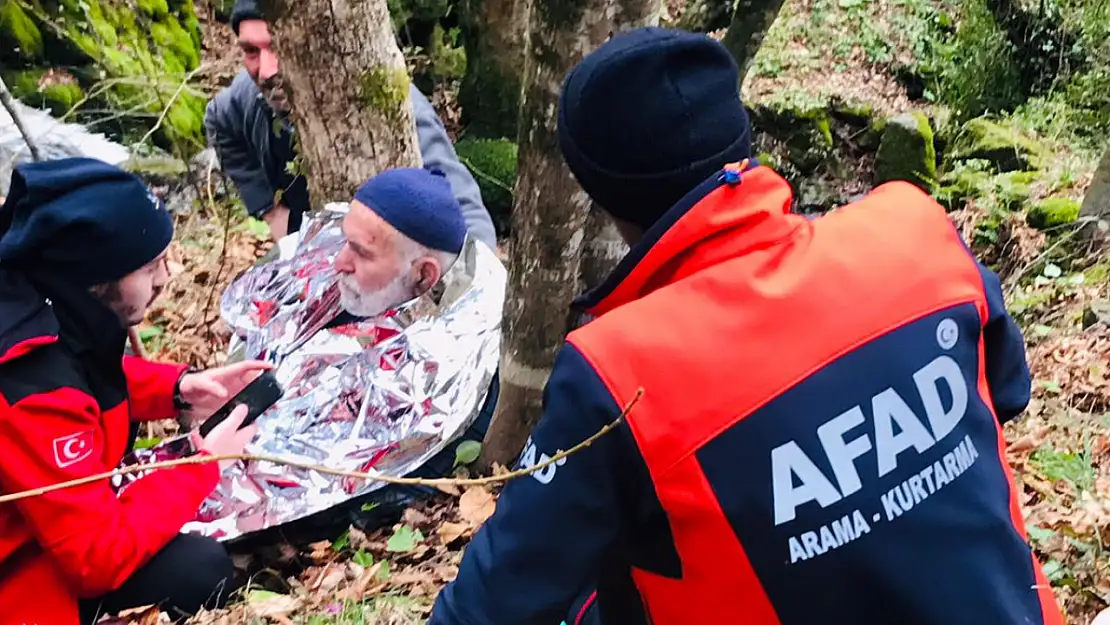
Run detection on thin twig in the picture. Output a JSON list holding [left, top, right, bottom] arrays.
[[0, 75, 42, 162], [0, 389, 643, 505]]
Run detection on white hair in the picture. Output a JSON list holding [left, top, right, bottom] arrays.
[[395, 231, 460, 276]]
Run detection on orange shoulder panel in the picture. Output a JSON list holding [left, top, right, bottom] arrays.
[[569, 179, 989, 474]]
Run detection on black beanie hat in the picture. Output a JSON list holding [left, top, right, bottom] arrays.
[[231, 0, 263, 33], [0, 157, 174, 289], [557, 27, 752, 230]]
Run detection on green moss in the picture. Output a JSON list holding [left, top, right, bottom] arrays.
[[874, 113, 938, 193], [1027, 197, 1081, 231], [0, 0, 43, 58], [455, 137, 518, 236], [937, 167, 991, 211], [429, 24, 466, 81], [4, 69, 85, 117], [40, 82, 84, 116], [749, 99, 835, 174], [948, 118, 1052, 172], [359, 67, 412, 121], [136, 0, 170, 18], [1084, 262, 1110, 285], [44, 0, 205, 151]]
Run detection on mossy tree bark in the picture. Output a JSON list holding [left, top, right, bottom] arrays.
[[458, 0, 530, 139], [1079, 143, 1110, 247], [721, 0, 785, 79], [259, 0, 421, 204], [677, 0, 734, 33], [478, 0, 658, 468]]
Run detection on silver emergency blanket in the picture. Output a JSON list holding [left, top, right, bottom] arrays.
[[117, 203, 506, 541]]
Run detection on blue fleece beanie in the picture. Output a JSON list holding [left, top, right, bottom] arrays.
[[353, 168, 466, 255], [557, 27, 752, 230], [0, 157, 174, 288]]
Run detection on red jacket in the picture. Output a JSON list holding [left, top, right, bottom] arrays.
[[0, 270, 220, 624]]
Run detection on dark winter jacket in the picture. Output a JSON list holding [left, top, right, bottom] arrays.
[[428, 166, 1059, 625], [203, 71, 497, 247]]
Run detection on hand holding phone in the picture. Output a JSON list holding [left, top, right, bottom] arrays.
[[197, 405, 258, 472], [196, 370, 284, 438], [192, 371, 283, 472]]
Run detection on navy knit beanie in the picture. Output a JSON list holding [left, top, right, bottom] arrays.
[[0, 157, 174, 289], [353, 168, 466, 255], [557, 27, 752, 230], [231, 0, 263, 33]]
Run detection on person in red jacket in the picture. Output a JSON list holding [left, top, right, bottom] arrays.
[[429, 28, 1064, 625], [0, 157, 271, 625]]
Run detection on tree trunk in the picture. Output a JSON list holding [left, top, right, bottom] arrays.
[[458, 0, 531, 139], [570, 205, 628, 329], [479, 0, 659, 468], [1079, 143, 1110, 247], [677, 0, 734, 33], [258, 0, 422, 204], [721, 0, 786, 80]]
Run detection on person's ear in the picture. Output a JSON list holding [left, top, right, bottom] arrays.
[[413, 257, 442, 295]]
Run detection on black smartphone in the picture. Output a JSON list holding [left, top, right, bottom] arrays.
[[197, 370, 285, 438]]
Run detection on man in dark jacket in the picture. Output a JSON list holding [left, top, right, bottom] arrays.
[[0, 157, 272, 625], [428, 28, 1063, 625], [205, 0, 497, 247]]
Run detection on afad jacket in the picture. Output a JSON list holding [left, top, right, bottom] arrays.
[[0, 270, 220, 625], [429, 165, 1065, 625]]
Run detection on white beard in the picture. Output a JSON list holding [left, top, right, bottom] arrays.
[[338, 271, 417, 318]]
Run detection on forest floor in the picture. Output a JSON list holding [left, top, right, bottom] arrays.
[[108, 0, 1110, 622]]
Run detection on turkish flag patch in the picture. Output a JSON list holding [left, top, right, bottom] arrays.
[[52, 430, 95, 469]]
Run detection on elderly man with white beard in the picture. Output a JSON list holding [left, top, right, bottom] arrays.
[[334, 167, 466, 319]]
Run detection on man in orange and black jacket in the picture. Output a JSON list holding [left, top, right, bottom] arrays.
[[429, 27, 1065, 625]]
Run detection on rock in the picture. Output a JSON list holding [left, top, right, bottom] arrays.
[[874, 113, 937, 193], [454, 137, 517, 236], [748, 101, 834, 175], [1026, 197, 1081, 231], [1082, 301, 1110, 329], [947, 118, 1051, 172]]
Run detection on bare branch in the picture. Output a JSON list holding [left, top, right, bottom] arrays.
[[0, 389, 643, 505], [0, 75, 42, 162]]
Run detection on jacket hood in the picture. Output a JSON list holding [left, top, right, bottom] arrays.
[[575, 164, 803, 318], [0, 269, 59, 366]]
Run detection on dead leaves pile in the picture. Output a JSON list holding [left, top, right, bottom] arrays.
[[999, 259, 1110, 622], [178, 485, 498, 624]]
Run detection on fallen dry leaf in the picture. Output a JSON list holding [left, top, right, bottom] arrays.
[[308, 562, 347, 593], [117, 604, 161, 625], [437, 521, 472, 545], [247, 593, 302, 618], [459, 487, 497, 526]]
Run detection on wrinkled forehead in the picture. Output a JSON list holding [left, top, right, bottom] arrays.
[[343, 200, 399, 254]]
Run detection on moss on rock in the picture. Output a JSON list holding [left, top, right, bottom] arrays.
[[1027, 197, 1080, 231], [748, 101, 834, 175], [454, 137, 517, 236], [874, 113, 937, 193], [948, 118, 1051, 172], [4, 0, 207, 151], [3, 69, 84, 117], [0, 1, 43, 59]]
